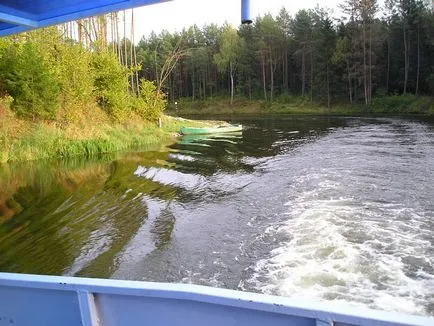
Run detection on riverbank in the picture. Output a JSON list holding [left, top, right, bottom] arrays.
[[2, 94, 432, 163], [167, 95, 434, 116], [0, 104, 210, 164]]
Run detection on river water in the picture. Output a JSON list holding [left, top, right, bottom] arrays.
[[0, 116, 433, 316]]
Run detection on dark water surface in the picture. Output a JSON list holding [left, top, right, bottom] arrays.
[[1, 116, 433, 316]]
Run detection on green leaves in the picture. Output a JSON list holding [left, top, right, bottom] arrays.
[[132, 79, 166, 121], [91, 51, 129, 121], [0, 25, 168, 124], [214, 25, 243, 74], [0, 42, 60, 120]]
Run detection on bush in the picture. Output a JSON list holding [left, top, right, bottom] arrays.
[[0, 42, 60, 120], [16, 28, 95, 122], [56, 43, 94, 116], [91, 52, 130, 121], [132, 80, 166, 121]]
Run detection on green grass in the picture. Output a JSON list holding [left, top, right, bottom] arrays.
[[0, 115, 208, 164], [167, 95, 434, 116], [369, 95, 434, 114]]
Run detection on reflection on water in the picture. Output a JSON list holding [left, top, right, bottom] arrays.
[[0, 116, 433, 316]]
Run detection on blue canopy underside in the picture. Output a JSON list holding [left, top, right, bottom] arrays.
[[0, 0, 170, 36]]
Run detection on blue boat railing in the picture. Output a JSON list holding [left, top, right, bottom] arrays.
[[0, 272, 432, 326]]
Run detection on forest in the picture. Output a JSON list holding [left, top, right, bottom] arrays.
[[135, 0, 433, 110], [1, 0, 433, 120]]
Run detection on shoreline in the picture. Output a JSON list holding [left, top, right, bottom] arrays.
[[166, 95, 434, 117], [0, 115, 211, 164], [2, 94, 433, 164]]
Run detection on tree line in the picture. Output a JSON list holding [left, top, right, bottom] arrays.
[[136, 0, 433, 108], [0, 1, 432, 122]]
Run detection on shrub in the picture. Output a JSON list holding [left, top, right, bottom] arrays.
[[132, 80, 166, 121], [57, 43, 94, 115], [0, 42, 60, 120], [91, 51, 130, 121]]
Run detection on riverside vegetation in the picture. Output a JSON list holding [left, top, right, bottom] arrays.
[[1, 0, 433, 162], [0, 27, 205, 163]]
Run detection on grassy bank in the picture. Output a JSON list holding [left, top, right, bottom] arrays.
[[2, 94, 432, 163], [0, 104, 210, 164], [167, 95, 434, 116]]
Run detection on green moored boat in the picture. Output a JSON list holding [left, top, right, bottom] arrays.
[[180, 124, 243, 135]]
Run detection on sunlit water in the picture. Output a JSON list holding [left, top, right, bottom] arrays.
[[0, 116, 433, 316]]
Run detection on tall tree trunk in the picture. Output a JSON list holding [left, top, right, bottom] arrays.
[[123, 10, 127, 68], [416, 21, 420, 96], [369, 23, 373, 104], [78, 20, 83, 44], [301, 47, 305, 97], [192, 65, 195, 101], [284, 51, 289, 93], [282, 51, 285, 93], [289, 55, 293, 91], [203, 72, 207, 99], [261, 52, 267, 101], [403, 22, 409, 95], [230, 61, 234, 105], [132, 10, 140, 95], [154, 50, 159, 90], [363, 24, 368, 106], [326, 61, 330, 109], [270, 55, 274, 102], [116, 14, 122, 64], [98, 15, 107, 50], [310, 47, 313, 102], [214, 68, 217, 98], [248, 76, 252, 100], [199, 77, 202, 100], [91, 17, 98, 46], [179, 66, 184, 98], [111, 14, 115, 53], [386, 32, 390, 93], [209, 65, 213, 98], [347, 60, 353, 104], [129, 11, 135, 94]]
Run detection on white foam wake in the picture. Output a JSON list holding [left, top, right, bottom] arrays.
[[247, 170, 434, 316]]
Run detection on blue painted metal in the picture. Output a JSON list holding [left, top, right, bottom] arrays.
[[0, 0, 171, 37], [0, 12, 38, 27], [0, 273, 432, 326], [241, 0, 252, 24]]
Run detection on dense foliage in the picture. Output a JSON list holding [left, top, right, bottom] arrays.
[[0, 28, 166, 121], [0, 40, 60, 119], [136, 0, 433, 107]]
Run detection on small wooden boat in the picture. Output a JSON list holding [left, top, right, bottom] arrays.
[[181, 124, 242, 135]]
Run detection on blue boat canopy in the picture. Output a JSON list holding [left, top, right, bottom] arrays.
[[0, 0, 170, 37], [0, 0, 252, 37]]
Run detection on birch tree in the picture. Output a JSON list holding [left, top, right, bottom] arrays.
[[214, 25, 243, 105]]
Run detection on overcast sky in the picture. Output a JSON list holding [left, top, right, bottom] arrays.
[[130, 0, 343, 40]]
